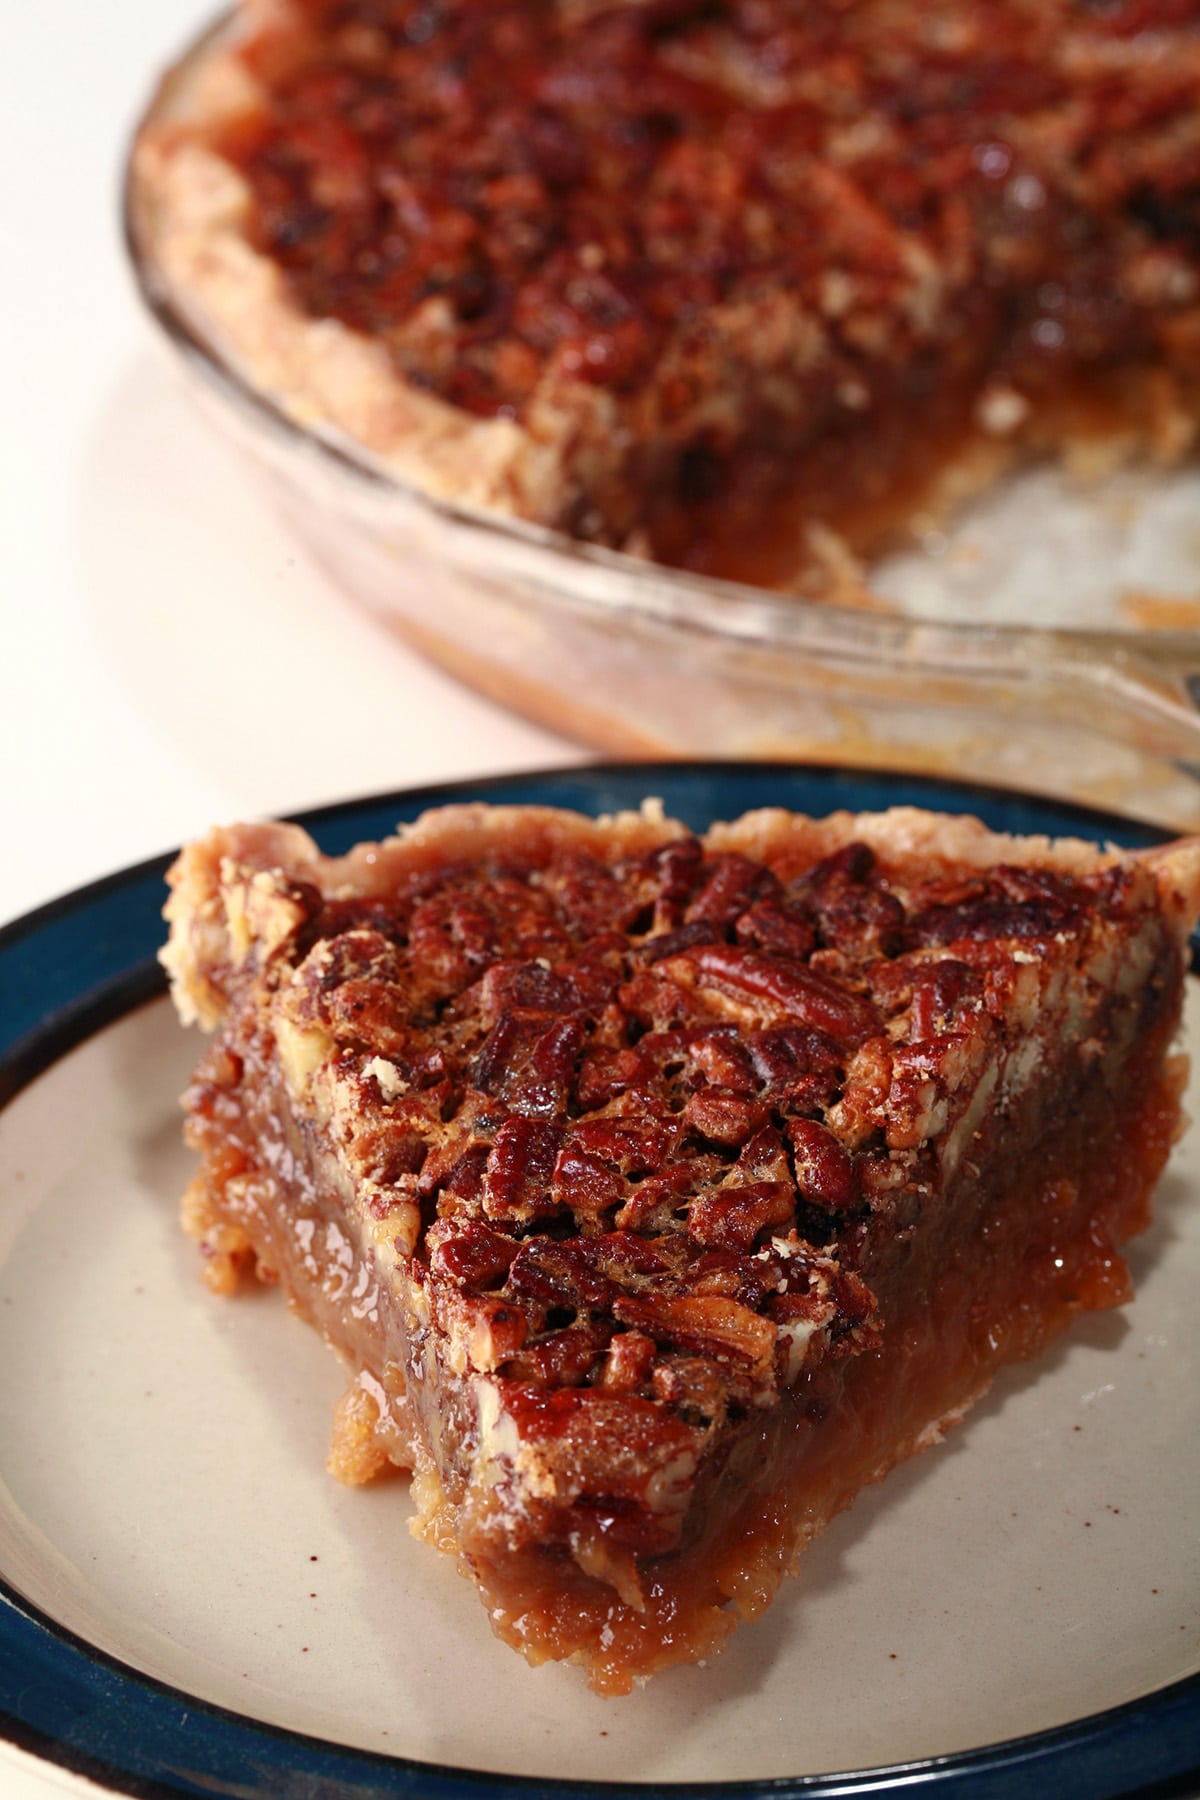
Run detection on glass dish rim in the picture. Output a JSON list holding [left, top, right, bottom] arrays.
[[121, 6, 1200, 688]]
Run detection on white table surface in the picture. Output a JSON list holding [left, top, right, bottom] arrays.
[[1, 4, 580, 1793], [2, 0, 580, 933]]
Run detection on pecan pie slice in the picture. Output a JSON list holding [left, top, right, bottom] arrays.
[[132, 0, 1200, 587], [162, 802, 1200, 1691]]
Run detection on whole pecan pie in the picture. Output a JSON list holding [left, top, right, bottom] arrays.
[[162, 801, 1200, 1690], [131, 0, 1200, 587]]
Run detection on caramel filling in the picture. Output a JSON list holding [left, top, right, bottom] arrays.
[[180, 960, 1184, 1692]]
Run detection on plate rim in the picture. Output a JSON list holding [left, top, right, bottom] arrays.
[[1, 759, 1197, 1800]]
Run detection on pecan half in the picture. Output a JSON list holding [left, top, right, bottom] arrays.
[[682, 944, 882, 1045]]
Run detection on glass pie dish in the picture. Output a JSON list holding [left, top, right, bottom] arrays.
[[123, 13, 1200, 831]]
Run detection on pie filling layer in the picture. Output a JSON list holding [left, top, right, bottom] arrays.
[[164, 803, 1200, 1690], [135, 0, 1200, 584]]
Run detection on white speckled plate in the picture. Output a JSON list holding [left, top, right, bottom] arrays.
[[1, 765, 1198, 1799]]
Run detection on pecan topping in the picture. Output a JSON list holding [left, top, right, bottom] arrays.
[[167, 795, 1196, 1678], [473, 1012, 584, 1116], [482, 1116, 564, 1222], [427, 1218, 521, 1289], [682, 943, 881, 1044], [687, 1181, 795, 1251], [612, 1293, 778, 1378], [787, 1118, 861, 1215], [252, 822, 1134, 1498], [735, 901, 817, 963], [908, 960, 981, 1038], [218, 0, 1200, 470]]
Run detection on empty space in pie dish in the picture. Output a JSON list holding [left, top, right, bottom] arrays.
[[123, 7, 1200, 829], [0, 992, 1197, 1785]]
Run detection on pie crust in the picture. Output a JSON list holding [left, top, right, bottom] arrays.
[[130, 0, 1200, 587], [163, 800, 1200, 1690]]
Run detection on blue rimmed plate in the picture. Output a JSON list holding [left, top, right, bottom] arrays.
[[1, 763, 1198, 1799]]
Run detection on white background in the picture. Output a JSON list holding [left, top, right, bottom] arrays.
[[1, 0, 580, 934], [1, 4, 579, 1793]]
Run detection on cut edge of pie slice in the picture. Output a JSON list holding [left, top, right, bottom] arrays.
[[162, 800, 1200, 1694]]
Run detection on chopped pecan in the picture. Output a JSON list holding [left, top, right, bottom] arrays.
[[787, 1117, 861, 1213], [550, 1141, 626, 1218], [858, 1151, 917, 1209], [801, 842, 877, 888], [684, 853, 780, 928], [291, 929, 413, 1054], [587, 1229, 677, 1290], [884, 1034, 986, 1151], [499, 1319, 611, 1387], [682, 1089, 770, 1146], [682, 944, 882, 1045], [463, 1295, 531, 1371], [407, 886, 504, 999], [634, 838, 706, 931], [679, 1252, 773, 1313], [636, 920, 719, 964], [735, 900, 817, 962], [505, 1237, 614, 1311], [482, 1115, 564, 1221], [484, 874, 579, 964], [822, 1265, 882, 1355], [746, 1023, 844, 1113], [765, 1243, 881, 1375], [408, 874, 572, 1006], [473, 1011, 584, 1117], [650, 1354, 736, 1428], [599, 1329, 657, 1394], [796, 846, 906, 957], [427, 1218, 521, 1289], [417, 1090, 504, 1194], [612, 1292, 778, 1377], [1083, 864, 1137, 918], [904, 877, 1084, 948], [589, 1027, 690, 1107], [351, 1111, 429, 1185], [618, 964, 707, 1033], [866, 957, 916, 1018], [687, 1180, 795, 1250], [556, 940, 628, 1013], [474, 958, 582, 1026], [686, 1024, 758, 1093], [827, 1035, 894, 1149], [494, 1383, 702, 1528], [730, 1123, 793, 1185], [438, 1143, 491, 1208], [993, 866, 1090, 913], [568, 1107, 685, 1176], [575, 1043, 646, 1109], [908, 959, 981, 1038], [905, 873, 987, 915], [537, 850, 646, 939]]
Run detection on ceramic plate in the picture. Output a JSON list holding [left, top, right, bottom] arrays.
[[2, 764, 1198, 1800]]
